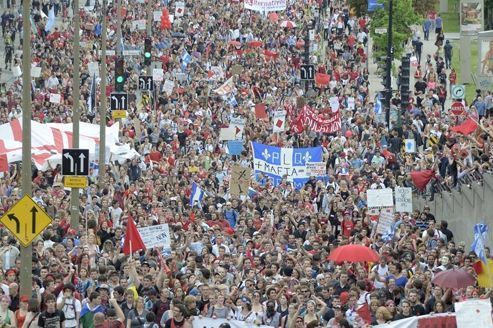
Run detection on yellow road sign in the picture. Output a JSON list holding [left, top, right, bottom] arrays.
[[64, 176, 88, 188], [112, 110, 127, 119], [0, 195, 53, 248]]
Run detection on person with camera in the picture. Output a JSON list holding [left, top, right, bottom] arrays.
[[56, 283, 81, 328]]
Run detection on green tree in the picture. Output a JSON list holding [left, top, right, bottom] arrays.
[[370, 0, 421, 59], [412, 0, 439, 16], [349, 0, 368, 17]]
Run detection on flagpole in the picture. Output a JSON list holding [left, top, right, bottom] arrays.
[[98, 0, 107, 188], [70, 0, 82, 228]]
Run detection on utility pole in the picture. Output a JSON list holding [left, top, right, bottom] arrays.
[[116, 0, 123, 56], [70, 0, 81, 228], [99, 0, 107, 188], [304, 26, 310, 93], [19, 0, 33, 298], [385, 0, 393, 130]]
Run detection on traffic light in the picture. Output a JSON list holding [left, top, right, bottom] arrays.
[[400, 55, 411, 110], [144, 38, 152, 66], [115, 56, 125, 92]]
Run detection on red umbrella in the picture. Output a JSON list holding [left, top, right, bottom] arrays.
[[247, 40, 264, 48], [432, 268, 476, 289], [280, 20, 297, 28], [327, 245, 379, 263]]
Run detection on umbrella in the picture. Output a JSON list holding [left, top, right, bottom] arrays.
[[247, 40, 264, 48], [280, 20, 297, 28], [327, 245, 379, 263], [432, 268, 476, 289], [229, 40, 242, 47], [268, 12, 279, 22]]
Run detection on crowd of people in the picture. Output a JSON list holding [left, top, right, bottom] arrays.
[[0, 0, 492, 327]]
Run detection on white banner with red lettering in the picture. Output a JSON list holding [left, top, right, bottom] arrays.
[[299, 105, 341, 133], [244, 0, 287, 12], [192, 316, 271, 328]]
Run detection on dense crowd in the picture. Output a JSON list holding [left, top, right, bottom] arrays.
[[0, 0, 492, 327]]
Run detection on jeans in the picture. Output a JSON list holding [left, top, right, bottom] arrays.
[[445, 56, 451, 69]]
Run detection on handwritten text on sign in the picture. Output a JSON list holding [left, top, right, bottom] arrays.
[[137, 224, 171, 248]]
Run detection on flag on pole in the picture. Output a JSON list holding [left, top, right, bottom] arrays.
[[410, 170, 435, 191], [181, 50, 192, 71], [374, 93, 382, 114], [122, 218, 146, 255], [87, 74, 96, 114], [190, 182, 204, 207], [450, 117, 478, 135], [44, 7, 55, 33], [472, 223, 488, 263]]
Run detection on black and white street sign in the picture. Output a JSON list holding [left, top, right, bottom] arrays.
[[138, 76, 154, 91], [62, 149, 89, 176], [110, 92, 128, 111], [300, 64, 315, 80]]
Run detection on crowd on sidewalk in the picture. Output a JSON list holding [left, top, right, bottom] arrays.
[[0, 0, 492, 328]]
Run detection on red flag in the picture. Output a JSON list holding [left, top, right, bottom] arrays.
[[450, 117, 478, 135], [315, 73, 330, 86], [122, 218, 146, 255], [356, 303, 372, 325], [473, 260, 484, 274], [160, 8, 172, 30], [292, 114, 304, 133], [0, 154, 8, 172], [411, 170, 435, 191]]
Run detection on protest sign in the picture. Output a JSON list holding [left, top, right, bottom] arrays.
[[367, 188, 394, 208], [306, 162, 327, 176], [375, 208, 395, 236], [455, 299, 493, 328], [131, 20, 146, 31], [227, 140, 244, 155], [395, 187, 412, 212], [329, 96, 340, 112], [88, 61, 99, 77], [272, 111, 286, 132], [153, 68, 164, 82], [230, 117, 245, 139], [31, 67, 42, 78], [192, 316, 271, 328], [219, 128, 235, 141], [230, 165, 251, 196], [163, 79, 174, 96], [137, 224, 171, 248], [49, 93, 61, 104], [251, 142, 324, 189], [299, 106, 341, 133], [243, 0, 287, 12]]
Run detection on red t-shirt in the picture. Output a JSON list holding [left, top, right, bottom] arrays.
[[96, 320, 125, 328], [342, 219, 355, 237]]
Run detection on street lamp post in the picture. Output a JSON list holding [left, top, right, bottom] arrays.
[[385, 0, 393, 130]]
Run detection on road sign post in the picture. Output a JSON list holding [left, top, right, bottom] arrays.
[[0, 196, 53, 248], [62, 149, 90, 188], [451, 85, 465, 99], [20, 0, 33, 298], [139, 76, 154, 91], [110, 92, 128, 119], [300, 64, 315, 80]]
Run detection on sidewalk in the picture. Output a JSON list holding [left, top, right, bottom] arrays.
[[368, 28, 460, 110]]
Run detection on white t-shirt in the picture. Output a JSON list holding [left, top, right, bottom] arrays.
[[373, 264, 389, 289], [56, 295, 82, 328]]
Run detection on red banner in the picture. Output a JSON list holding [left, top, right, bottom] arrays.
[[300, 106, 341, 133]]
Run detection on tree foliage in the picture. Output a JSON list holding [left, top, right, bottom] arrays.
[[369, 0, 421, 59], [349, 0, 368, 17], [412, 0, 439, 16]]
